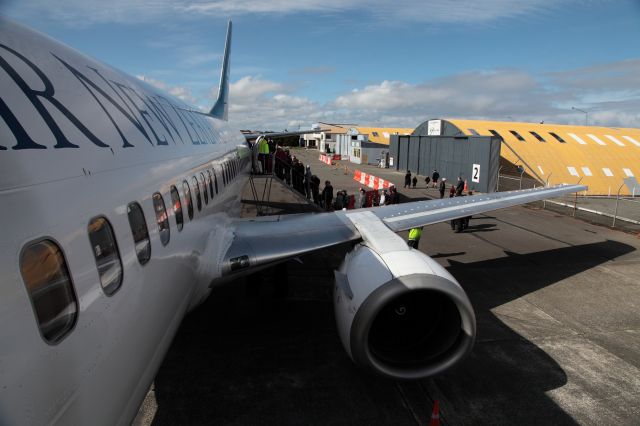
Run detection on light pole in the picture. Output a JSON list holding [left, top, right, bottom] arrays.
[[572, 107, 589, 126]]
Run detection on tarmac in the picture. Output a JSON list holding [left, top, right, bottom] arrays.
[[136, 148, 640, 425]]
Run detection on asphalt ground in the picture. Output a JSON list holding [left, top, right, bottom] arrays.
[[136, 149, 640, 425]]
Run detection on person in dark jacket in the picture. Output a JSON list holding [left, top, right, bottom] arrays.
[[432, 169, 440, 187], [404, 170, 412, 188], [310, 175, 320, 205], [412, 175, 418, 188], [358, 187, 367, 208], [455, 176, 465, 196], [322, 181, 334, 211], [438, 178, 446, 198]]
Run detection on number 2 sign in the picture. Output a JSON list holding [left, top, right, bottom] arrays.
[[472, 164, 480, 183]]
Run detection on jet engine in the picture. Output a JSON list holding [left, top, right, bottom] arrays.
[[334, 243, 476, 380]]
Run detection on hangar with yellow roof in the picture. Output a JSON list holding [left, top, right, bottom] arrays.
[[397, 119, 640, 195]]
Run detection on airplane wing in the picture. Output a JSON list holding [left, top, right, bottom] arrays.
[[220, 184, 586, 277], [243, 129, 331, 140]]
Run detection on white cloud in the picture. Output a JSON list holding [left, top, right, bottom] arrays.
[[136, 75, 199, 105], [7, 0, 585, 25], [146, 61, 640, 130]]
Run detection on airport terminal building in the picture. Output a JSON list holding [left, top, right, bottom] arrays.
[[390, 119, 640, 195]]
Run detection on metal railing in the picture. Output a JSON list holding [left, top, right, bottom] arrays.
[[496, 173, 640, 230]]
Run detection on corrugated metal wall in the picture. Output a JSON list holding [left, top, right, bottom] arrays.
[[389, 135, 501, 193]]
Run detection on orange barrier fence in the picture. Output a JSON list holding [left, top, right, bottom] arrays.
[[354, 170, 395, 190], [319, 154, 332, 165]]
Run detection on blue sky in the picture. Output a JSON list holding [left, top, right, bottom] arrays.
[[2, 0, 639, 130]]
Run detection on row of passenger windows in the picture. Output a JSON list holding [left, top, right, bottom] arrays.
[[20, 155, 249, 344], [479, 128, 640, 147]]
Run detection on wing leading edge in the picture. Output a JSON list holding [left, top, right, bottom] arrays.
[[219, 184, 586, 278]]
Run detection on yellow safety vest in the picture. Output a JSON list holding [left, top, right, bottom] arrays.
[[259, 139, 269, 154], [408, 227, 422, 241]]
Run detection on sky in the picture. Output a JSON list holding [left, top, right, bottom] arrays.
[[2, 0, 639, 131]]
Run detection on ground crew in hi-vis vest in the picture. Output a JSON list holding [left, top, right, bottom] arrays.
[[258, 137, 269, 173], [407, 227, 423, 249]]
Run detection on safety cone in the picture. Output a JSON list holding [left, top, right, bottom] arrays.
[[429, 400, 440, 426], [464, 180, 468, 193]]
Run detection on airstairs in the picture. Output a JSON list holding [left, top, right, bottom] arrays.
[[248, 142, 322, 216]]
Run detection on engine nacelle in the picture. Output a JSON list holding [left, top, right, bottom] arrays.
[[334, 244, 476, 380]]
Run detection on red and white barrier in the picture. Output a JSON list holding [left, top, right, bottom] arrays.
[[319, 154, 332, 165], [354, 170, 395, 190]]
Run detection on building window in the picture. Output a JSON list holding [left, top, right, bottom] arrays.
[[509, 130, 526, 141], [213, 170, 219, 194], [127, 202, 151, 264], [468, 128, 480, 136], [530, 131, 546, 142], [152, 192, 170, 246], [581, 167, 593, 176], [489, 130, 503, 139], [206, 170, 214, 198], [567, 166, 579, 177], [587, 134, 607, 146], [20, 239, 78, 344], [200, 173, 208, 205], [602, 168, 614, 177], [605, 135, 626, 146], [623, 168, 634, 177], [182, 180, 194, 220], [372, 131, 379, 137], [88, 217, 123, 296], [222, 164, 227, 185], [549, 132, 566, 143], [568, 133, 587, 145], [170, 186, 184, 231], [192, 176, 202, 211]]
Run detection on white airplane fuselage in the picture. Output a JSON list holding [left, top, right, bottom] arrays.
[[1, 19, 249, 424]]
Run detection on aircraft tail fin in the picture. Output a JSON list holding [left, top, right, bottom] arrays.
[[209, 20, 232, 120]]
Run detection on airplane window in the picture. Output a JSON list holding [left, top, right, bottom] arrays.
[[530, 131, 546, 142], [489, 129, 503, 139], [192, 176, 202, 211], [88, 217, 123, 296], [200, 173, 208, 204], [213, 170, 219, 194], [127, 202, 151, 264], [182, 180, 194, 220], [549, 132, 566, 143], [153, 193, 170, 246], [206, 170, 214, 198], [170, 186, 184, 231], [509, 130, 526, 141], [20, 239, 78, 344]]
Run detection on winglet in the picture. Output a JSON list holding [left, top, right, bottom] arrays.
[[209, 20, 232, 120]]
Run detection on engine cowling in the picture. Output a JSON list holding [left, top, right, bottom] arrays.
[[334, 243, 476, 380]]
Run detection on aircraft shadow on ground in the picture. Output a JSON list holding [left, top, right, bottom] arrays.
[[150, 240, 634, 425]]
